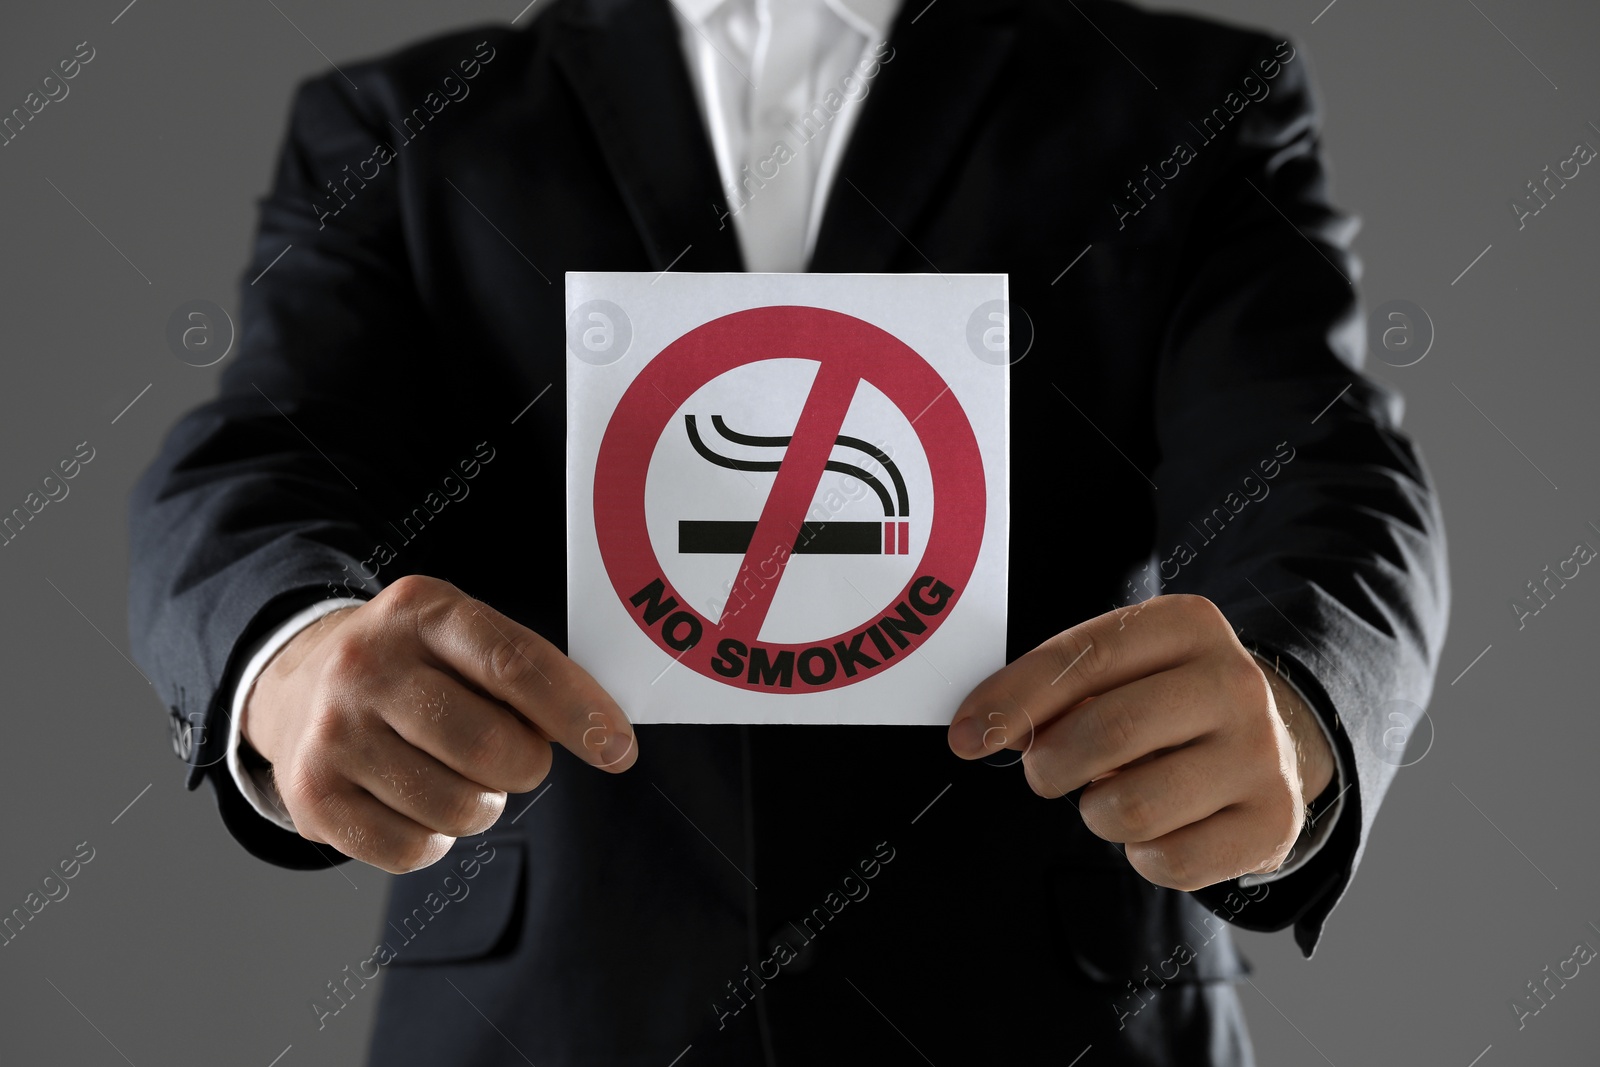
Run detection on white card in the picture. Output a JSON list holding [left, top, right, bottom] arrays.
[[565, 272, 1009, 724]]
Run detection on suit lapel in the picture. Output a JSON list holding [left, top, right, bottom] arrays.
[[552, 0, 745, 271], [809, 0, 1020, 272]]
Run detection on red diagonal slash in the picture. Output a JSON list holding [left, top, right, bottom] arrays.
[[717, 361, 861, 640]]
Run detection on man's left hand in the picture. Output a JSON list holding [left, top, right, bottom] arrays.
[[947, 594, 1335, 891]]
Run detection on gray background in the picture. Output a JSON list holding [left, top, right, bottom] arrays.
[[0, 0, 1594, 1064]]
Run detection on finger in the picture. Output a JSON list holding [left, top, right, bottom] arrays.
[[1018, 664, 1232, 795], [412, 588, 638, 773], [1075, 741, 1241, 844], [292, 779, 456, 875], [948, 595, 1226, 758], [1125, 802, 1302, 893], [380, 666, 553, 794], [344, 727, 509, 839]]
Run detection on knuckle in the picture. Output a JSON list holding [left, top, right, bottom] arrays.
[[284, 767, 348, 840], [1107, 787, 1154, 840], [428, 583, 482, 639], [303, 696, 347, 744], [1165, 593, 1225, 631], [1090, 704, 1139, 758], [379, 573, 440, 618], [1227, 649, 1271, 703], [279, 773, 314, 820], [299, 708, 339, 764], [326, 812, 371, 857], [485, 632, 546, 691], [279, 748, 336, 807], [460, 718, 507, 774], [321, 634, 376, 687], [1069, 634, 1113, 681], [334, 715, 382, 767]]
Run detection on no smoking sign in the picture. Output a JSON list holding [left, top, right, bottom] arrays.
[[566, 273, 1009, 724]]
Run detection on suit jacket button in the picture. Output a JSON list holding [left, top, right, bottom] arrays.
[[169, 706, 193, 760]]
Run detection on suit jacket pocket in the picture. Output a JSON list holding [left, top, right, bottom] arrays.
[[1046, 864, 1251, 985], [380, 837, 524, 965]]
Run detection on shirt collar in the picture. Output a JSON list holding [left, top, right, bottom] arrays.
[[673, 0, 900, 38]]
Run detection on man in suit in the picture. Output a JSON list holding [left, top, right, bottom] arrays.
[[128, 0, 1448, 1063]]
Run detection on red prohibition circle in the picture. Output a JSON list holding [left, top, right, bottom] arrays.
[[593, 305, 985, 692]]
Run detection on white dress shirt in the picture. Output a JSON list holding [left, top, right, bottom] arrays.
[[672, 0, 899, 270], [226, 0, 1343, 886]]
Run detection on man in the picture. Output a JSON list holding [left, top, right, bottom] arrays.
[[127, 0, 1449, 1063]]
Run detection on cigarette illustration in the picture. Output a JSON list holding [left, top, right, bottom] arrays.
[[679, 414, 910, 555]]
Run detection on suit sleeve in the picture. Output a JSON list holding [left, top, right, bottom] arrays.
[[1144, 36, 1450, 956], [127, 70, 442, 869]]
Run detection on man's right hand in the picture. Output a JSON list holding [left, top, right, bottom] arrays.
[[242, 574, 637, 873]]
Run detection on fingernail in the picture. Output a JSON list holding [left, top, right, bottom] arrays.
[[591, 729, 637, 770], [948, 716, 984, 758]]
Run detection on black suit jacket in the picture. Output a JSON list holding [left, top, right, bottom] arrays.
[[127, 0, 1449, 1063]]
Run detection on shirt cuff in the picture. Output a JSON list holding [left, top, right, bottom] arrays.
[[1237, 651, 1348, 887], [225, 598, 367, 833]]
